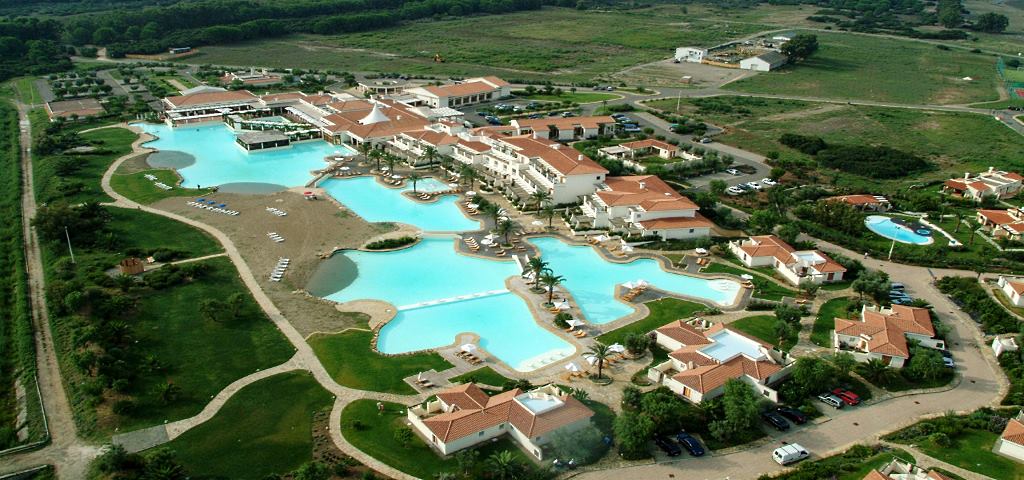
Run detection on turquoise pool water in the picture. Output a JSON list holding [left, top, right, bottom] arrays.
[[865, 215, 933, 245], [321, 176, 479, 232], [133, 122, 354, 188], [529, 237, 741, 323], [324, 238, 574, 371]]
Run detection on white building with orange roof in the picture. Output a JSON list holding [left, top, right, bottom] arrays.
[[648, 321, 793, 403], [319, 99, 431, 146], [826, 194, 891, 212], [575, 175, 713, 239], [477, 134, 609, 204], [943, 167, 1024, 201], [995, 411, 1024, 461], [598, 139, 690, 161], [863, 458, 955, 480], [998, 275, 1024, 307], [510, 115, 617, 141], [406, 383, 594, 459], [833, 304, 944, 368], [976, 208, 1024, 240], [405, 76, 511, 108], [728, 235, 847, 286], [389, 122, 464, 166], [161, 89, 263, 126]]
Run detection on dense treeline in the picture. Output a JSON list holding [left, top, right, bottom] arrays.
[[779, 133, 930, 179], [0, 102, 35, 449], [0, 17, 72, 82]]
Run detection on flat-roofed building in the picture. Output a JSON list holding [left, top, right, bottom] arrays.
[[510, 116, 617, 141], [45, 98, 104, 121], [236, 131, 290, 151]]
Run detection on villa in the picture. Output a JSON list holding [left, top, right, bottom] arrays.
[[728, 235, 846, 286], [648, 322, 794, 403], [976, 208, 1024, 240], [998, 275, 1024, 306], [404, 76, 511, 108], [862, 458, 954, 480], [573, 175, 713, 239], [406, 383, 594, 460], [943, 168, 1024, 201], [597, 139, 683, 160], [826, 194, 891, 212], [509, 116, 617, 141], [995, 411, 1024, 462], [833, 304, 943, 368]]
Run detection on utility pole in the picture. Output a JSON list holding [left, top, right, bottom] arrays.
[[64, 225, 75, 264]]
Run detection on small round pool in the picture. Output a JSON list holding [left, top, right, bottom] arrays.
[[864, 215, 934, 245]]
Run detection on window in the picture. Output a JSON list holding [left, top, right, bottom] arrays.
[[479, 432, 484, 436], [499, 424, 505, 430], [689, 229, 694, 233]]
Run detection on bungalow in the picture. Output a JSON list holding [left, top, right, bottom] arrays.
[[863, 458, 954, 480], [833, 304, 943, 368], [943, 167, 1024, 201], [995, 411, 1024, 462], [740, 51, 788, 71], [648, 322, 793, 403], [405, 76, 511, 108], [976, 208, 1024, 240], [510, 116, 617, 141], [575, 175, 713, 240], [728, 235, 846, 286], [826, 194, 891, 212], [406, 383, 594, 460], [998, 275, 1024, 307]]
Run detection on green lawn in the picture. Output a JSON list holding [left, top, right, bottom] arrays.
[[109, 167, 214, 205], [729, 315, 797, 351], [812, 297, 853, 347], [726, 31, 1000, 105], [162, 371, 333, 479], [702, 261, 797, 301], [916, 428, 1024, 479], [105, 207, 222, 258], [449, 366, 513, 388], [514, 92, 621, 103], [34, 126, 137, 205], [308, 329, 453, 395], [341, 399, 533, 479], [114, 256, 295, 433], [596, 297, 705, 345], [13, 77, 41, 105], [991, 286, 1024, 318]]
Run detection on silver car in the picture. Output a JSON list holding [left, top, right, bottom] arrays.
[[817, 393, 844, 409]]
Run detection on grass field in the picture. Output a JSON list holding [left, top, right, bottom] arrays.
[[812, 297, 853, 347], [109, 167, 214, 205], [596, 297, 705, 345], [449, 366, 513, 387], [186, 6, 769, 83], [916, 428, 1024, 479], [111, 256, 295, 434], [515, 92, 621, 103], [702, 261, 797, 301], [105, 207, 222, 258], [163, 371, 332, 479], [34, 126, 137, 205], [308, 329, 452, 394], [726, 31, 1001, 105], [728, 315, 797, 351]]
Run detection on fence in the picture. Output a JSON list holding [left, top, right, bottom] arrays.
[[997, 57, 1024, 100]]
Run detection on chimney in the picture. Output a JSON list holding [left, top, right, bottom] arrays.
[[686, 361, 694, 370], [639, 181, 646, 190], [990, 166, 995, 174], [577, 154, 584, 161], [965, 172, 970, 180]]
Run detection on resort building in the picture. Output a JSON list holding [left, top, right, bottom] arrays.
[[220, 68, 283, 86], [356, 78, 418, 96], [573, 175, 713, 239], [833, 304, 943, 368], [45, 98, 104, 121], [998, 275, 1024, 307], [161, 89, 264, 126], [319, 99, 431, 146], [862, 458, 954, 480], [404, 76, 511, 108], [995, 412, 1024, 462], [235, 131, 291, 151], [943, 168, 1024, 201], [406, 383, 594, 460], [509, 116, 617, 141], [976, 208, 1024, 240], [597, 139, 690, 161], [388, 122, 463, 166], [826, 194, 891, 212], [728, 235, 846, 286], [648, 321, 793, 403]]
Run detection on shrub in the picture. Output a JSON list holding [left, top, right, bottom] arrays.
[[365, 236, 417, 250]]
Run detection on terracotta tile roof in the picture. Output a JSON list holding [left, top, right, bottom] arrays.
[[512, 115, 616, 133], [1002, 418, 1024, 445], [637, 213, 713, 230], [595, 175, 698, 212], [423, 81, 498, 97], [657, 320, 713, 346], [456, 139, 491, 153], [978, 209, 1017, 225], [828, 194, 886, 206], [321, 99, 430, 140], [619, 139, 677, 152], [437, 383, 492, 409], [1006, 279, 1024, 295], [738, 235, 796, 263], [834, 305, 935, 358], [1006, 172, 1024, 181], [498, 135, 608, 176], [862, 471, 890, 480], [944, 179, 968, 191], [401, 130, 459, 147], [508, 395, 594, 438], [671, 355, 782, 394], [164, 90, 258, 108]]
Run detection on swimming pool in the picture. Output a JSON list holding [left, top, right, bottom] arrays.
[[321, 176, 479, 232], [529, 237, 742, 323], [323, 238, 575, 371], [133, 122, 355, 188], [864, 215, 934, 245]]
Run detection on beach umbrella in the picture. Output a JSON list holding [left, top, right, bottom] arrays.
[[466, 191, 477, 196], [621, 281, 635, 289], [448, 182, 458, 187], [595, 234, 609, 242], [460, 344, 477, 353], [467, 203, 479, 209], [480, 238, 494, 246], [566, 319, 585, 328], [636, 279, 650, 288], [531, 220, 544, 226], [340, 166, 351, 171], [621, 245, 634, 253], [392, 174, 402, 179], [565, 363, 580, 372], [555, 302, 571, 311], [608, 343, 626, 353], [740, 274, 754, 280], [484, 233, 498, 241], [584, 355, 598, 366]]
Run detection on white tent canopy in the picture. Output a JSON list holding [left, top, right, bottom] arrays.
[[460, 344, 477, 353], [566, 319, 585, 327], [564, 363, 581, 372], [608, 343, 626, 353]]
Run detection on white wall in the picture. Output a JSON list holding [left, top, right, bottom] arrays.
[[996, 439, 1024, 462]]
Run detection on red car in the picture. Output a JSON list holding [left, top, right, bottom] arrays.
[[832, 388, 861, 406]]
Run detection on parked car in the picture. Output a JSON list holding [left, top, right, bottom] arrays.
[[726, 186, 744, 196], [699, 137, 713, 144], [775, 406, 808, 425], [944, 357, 956, 368], [940, 349, 953, 359], [746, 182, 762, 191], [615, 116, 634, 124], [611, 113, 627, 119], [1009, 106, 1022, 111], [528, 113, 543, 119], [761, 178, 778, 186], [761, 411, 791, 431], [773, 444, 809, 465], [486, 118, 502, 126], [623, 126, 642, 133], [654, 435, 682, 457], [831, 388, 861, 406], [561, 111, 576, 117], [890, 282, 906, 291], [726, 168, 741, 176], [605, 86, 615, 91], [674, 432, 705, 457], [817, 393, 844, 409]]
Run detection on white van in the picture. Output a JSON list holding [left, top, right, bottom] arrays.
[[772, 443, 809, 465]]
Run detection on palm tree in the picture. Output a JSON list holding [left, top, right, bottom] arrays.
[[541, 205, 557, 229], [496, 218, 516, 245], [439, 155, 454, 173], [527, 257, 549, 285], [408, 172, 423, 193], [385, 153, 397, 173], [588, 342, 612, 379], [859, 358, 896, 385], [113, 274, 135, 292], [368, 148, 383, 171], [539, 272, 565, 305], [358, 141, 373, 160], [486, 450, 521, 480], [481, 203, 501, 229], [529, 190, 551, 212], [460, 164, 478, 189], [954, 211, 964, 233], [419, 145, 438, 169]]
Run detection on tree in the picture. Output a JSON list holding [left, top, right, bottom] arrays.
[[385, 153, 397, 173], [393, 426, 414, 447], [407, 172, 423, 193], [710, 379, 760, 441], [778, 222, 801, 244], [587, 343, 612, 379], [621, 385, 643, 410], [539, 272, 566, 305], [419, 145, 438, 169], [226, 293, 246, 321], [747, 209, 781, 235], [541, 205, 557, 228], [907, 347, 945, 380], [708, 179, 728, 199], [975, 12, 1009, 33], [549, 425, 606, 465], [613, 410, 655, 459], [486, 450, 522, 480], [293, 462, 331, 480], [781, 34, 818, 62], [113, 274, 135, 292], [832, 352, 857, 377], [143, 449, 187, 480], [454, 450, 478, 476], [529, 190, 551, 211], [480, 203, 501, 229], [774, 304, 803, 324], [852, 270, 891, 302], [623, 332, 651, 355], [158, 381, 181, 405], [198, 298, 224, 323], [859, 358, 897, 385], [526, 257, 549, 285], [459, 164, 478, 189], [495, 218, 516, 245], [773, 319, 792, 348]]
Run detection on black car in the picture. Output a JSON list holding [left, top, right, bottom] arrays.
[[654, 435, 682, 457], [674, 432, 705, 457], [761, 411, 791, 431], [775, 407, 807, 425], [940, 349, 953, 359]]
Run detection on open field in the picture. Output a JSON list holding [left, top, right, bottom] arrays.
[[109, 155, 215, 204], [812, 297, 853, 347], [308, 329, 452, 394], [184, 6, 770, 83], [34, 126, 137, 205], [596, 297, 705, 345], [726, 31, 1001, 105], [916, 428, 1024, 479], [163, 371, 332, 479]]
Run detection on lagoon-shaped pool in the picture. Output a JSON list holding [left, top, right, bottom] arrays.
[[865, 215, 934, 245], [321, 176, 480, 232], [134, 122, 354, 188]]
